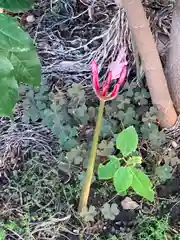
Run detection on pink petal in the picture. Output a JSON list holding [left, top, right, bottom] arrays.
[[108, 47, 128, 80], [109, 65, 127, 99], [102, 71, 112, 97], [91, 60, 100, 97], [116, 65, 127, 87]]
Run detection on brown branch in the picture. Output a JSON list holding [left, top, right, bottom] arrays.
[[118, 0, 177, 128]]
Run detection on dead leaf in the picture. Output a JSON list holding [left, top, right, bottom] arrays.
[[121, 197, 139, 210]]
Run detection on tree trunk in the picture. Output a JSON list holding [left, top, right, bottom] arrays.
[[118, 0, 177, 128], [165, 0, 180, 114]]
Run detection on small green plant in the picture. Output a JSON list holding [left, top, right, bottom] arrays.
[[134, 216, 169, 240], [98, 126, 154, 201], [0, 219, 27, 240]]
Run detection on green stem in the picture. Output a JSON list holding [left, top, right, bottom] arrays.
[[78, 100, 105, 213]]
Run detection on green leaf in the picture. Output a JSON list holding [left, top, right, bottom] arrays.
[[0, 55, 18, 116], [80, 205, 97, 222], [100, 119, 113, 138], [74, 156, 83, 165], [123, 107, 137, 125], [0, 0, 35, 12], [0, 15, 33, 49], [97, 140, 114, 157], [101, 203, 119, 220], [28, 106, 40, 122], [0, 15, 40, 86], [131, 167, 154, 201], [36, 101, 46, 110], [8, 49, 40, 86], [67, 83, 85, 103], [113, 167, 133, 193], [125, 88, 134, 97], [98, 156, 120, 180], [63, 138, 79, 150], [116, 126, 138, 156], [155, 164, 172, 183]]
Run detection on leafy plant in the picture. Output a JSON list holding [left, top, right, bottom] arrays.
[[0, 219, 27, 240], [134, 216, 169, 240], [78, 52, 127, 213], [98, 126, 154, 201], [0, 1, 40, 116]]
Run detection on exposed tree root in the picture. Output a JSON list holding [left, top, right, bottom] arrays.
[[27, 0, 174, 88]]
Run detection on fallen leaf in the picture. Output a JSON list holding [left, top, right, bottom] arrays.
[[121, 197, 139, 210]]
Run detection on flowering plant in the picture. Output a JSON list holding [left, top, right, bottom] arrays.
[[78, 48, 127, 213]]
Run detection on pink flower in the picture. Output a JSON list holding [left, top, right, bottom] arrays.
[[91, 49, 127, 102]]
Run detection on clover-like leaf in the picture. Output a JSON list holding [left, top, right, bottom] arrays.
[[74, 156, 83, 165], [36, 101, 46, 110], [141, 88, 150, 99], [27, 106, 40, 121], [100, 119, 113, 138], [66, 144, 86, 165], [116, 126, 138, 156], [125, 88, 134, 98], [98, 156, 120, 180], [130, 167, 154, 202], [123, 107, 137, 125], [155, 164, 172, 183], [139, 98, 148, 105], [88, 106, 96, 120], [63, 138, 79, 150], [67, 83, 85, 102], [97, 140, 114, 156], [113, 167, 133, 193], [78, 171, 96, 185], [80, 205, 97, 222], [101, 203, 119, 220], [66, 147, 80, 163], [117, 98, 131, 110]]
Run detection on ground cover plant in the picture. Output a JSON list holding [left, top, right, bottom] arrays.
[[1, 0, 180, 240]]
